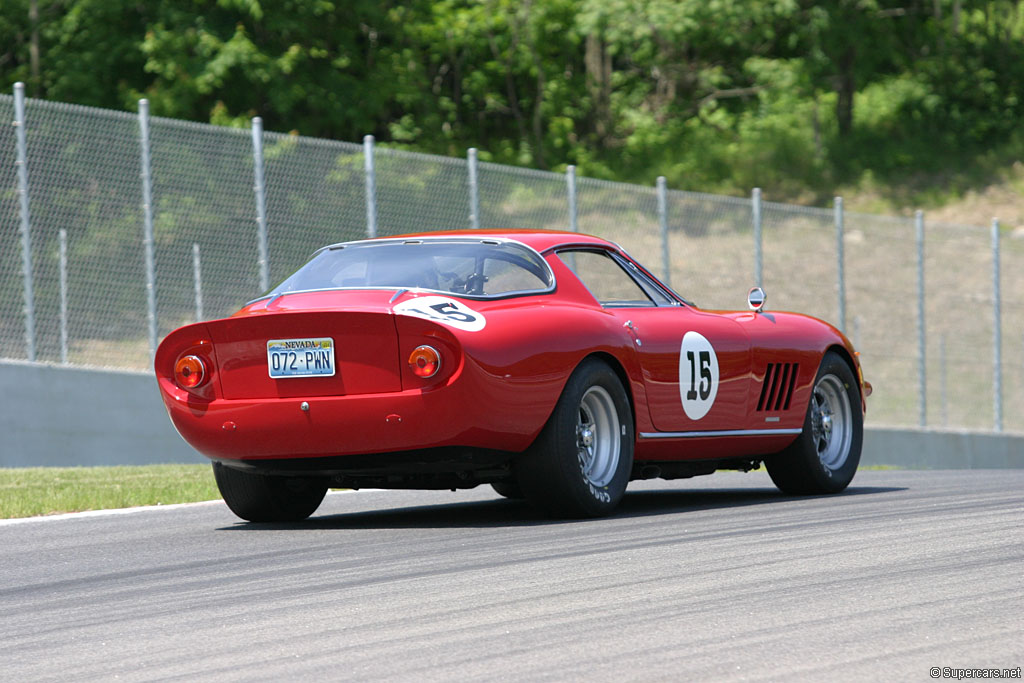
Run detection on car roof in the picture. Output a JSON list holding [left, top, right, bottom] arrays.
[[382, 229, 617, 253]]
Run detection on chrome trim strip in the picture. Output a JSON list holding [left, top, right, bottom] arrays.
[[639, 428, 802, 439]]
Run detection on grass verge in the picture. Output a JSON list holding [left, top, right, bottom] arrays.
[[0, 464, 219, 520]]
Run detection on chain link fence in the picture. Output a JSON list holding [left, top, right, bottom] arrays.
[[2, 90, 1021, 433]]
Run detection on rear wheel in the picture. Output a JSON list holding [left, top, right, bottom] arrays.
[[515, 359, 633, 518], [213, 462, 327, 522], [766, 352, 862, 494]]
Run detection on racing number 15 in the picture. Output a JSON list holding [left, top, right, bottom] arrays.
[[686, 350, 712, 401]]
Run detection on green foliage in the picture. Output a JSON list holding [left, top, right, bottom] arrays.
[[2, 0, 1024, 202]]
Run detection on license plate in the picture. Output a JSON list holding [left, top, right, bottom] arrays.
[[267, 338, 335, 378]]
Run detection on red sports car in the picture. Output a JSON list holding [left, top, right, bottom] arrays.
[[155, 230, 870, 521]]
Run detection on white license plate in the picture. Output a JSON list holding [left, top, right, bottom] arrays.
[[267, 338, 335, 378]]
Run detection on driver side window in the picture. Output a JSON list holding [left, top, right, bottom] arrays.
[[558, 250, 657, 307]]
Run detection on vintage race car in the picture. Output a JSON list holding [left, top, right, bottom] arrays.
[[155, 230, 870, 521]]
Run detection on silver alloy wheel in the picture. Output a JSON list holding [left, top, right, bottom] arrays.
[[576, 386, 621, 488], [810, 374, 853, 471]]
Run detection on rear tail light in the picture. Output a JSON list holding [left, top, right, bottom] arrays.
[[408, 345, 440, 378], [175, 355, 207, 389]]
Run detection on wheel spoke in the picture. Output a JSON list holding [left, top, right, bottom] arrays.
[[811, 374, 853, 471], [574, 386, 621, 488]]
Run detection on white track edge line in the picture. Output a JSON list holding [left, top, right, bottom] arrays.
[[0, 489, 379, 527]]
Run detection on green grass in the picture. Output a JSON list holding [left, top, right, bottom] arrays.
[[0, 465, 220, 520]]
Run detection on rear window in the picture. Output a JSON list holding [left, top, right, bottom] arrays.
[[265, 238, 554, 299]]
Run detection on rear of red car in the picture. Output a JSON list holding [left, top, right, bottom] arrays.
[[158, 295, 535, 463], [154, 237, 563, 470]]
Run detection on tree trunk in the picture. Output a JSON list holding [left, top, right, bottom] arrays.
[[585, 33, 612, 147], [836, 46, 855, 137], [29, 0, 41, 97]]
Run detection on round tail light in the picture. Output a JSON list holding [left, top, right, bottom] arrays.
[[175, 355, 207, 389], [408, 345, 441, 378]]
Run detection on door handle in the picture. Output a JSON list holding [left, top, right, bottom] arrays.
[[623, 320, 642, 346]]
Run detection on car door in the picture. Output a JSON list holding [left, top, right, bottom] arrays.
[[556, 248, 752, 433]]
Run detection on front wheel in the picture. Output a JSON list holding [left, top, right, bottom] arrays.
[[515, 358, 634, 518], [213, 463, 328, 522], [766, 352, 863, 494]]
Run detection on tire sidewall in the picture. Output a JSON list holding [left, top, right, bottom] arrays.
[[799, 353, 863, 492], [540, 359, 634, 516]]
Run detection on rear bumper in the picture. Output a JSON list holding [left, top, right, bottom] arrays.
[[158, 376, 539, 461]]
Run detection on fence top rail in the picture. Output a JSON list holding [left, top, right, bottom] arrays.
[[477, 158, 569, 182], [575, 174, 658, 197], [260, 128, 363, 155], [146, 113, 251, 138], [761, 199, 833, 219], [375, 144, 469, 167], [667, 187, 753, 208], [842, 211, 917, 228], [3, 92, 138, 126]]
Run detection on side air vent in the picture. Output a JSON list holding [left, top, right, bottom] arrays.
[[757, 363, 799, 412]]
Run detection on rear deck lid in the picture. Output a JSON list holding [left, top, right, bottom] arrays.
[[209, 299, 401, 399]]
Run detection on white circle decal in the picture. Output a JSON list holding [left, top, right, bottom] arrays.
[[393, 296, 486, 332], [679, 331, 719, 420]]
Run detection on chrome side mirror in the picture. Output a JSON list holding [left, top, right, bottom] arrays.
[[747, 286, 766, 312]]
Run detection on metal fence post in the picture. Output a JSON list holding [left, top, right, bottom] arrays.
[[138, 99, 158, 361], [193, 243, 204, 322], [834, 196, 846, 333], [14, 82, 36, 362], [916, 210, 926, 427], [364, 135, 377, 238], [657, 176, 671, 286], [252, 117, 269, 292], [752, 188, 762, 288], [939, 334, 948, 428], [992, 218, 1002, 432], [59, 228, 68, 365], [468, 147, 480, 229], [567, 165, 577, 232]]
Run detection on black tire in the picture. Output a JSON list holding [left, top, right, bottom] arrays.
[[213, 462, 328, 522], [766, 351, 863, 494], [514, 358, 634, 518], [490, 480, 525, 499]]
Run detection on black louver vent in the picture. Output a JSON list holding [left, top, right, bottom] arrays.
[[757, 363, 799, 412]]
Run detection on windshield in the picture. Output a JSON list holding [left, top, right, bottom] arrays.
[[264, 238, 554, 299]]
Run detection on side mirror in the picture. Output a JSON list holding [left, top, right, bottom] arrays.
[[747, 286, 766, 312]]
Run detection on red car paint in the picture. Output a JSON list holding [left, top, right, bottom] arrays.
[[155, 230, 866, 470]]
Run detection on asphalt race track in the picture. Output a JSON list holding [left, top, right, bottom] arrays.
[[2, 470, 1022, 681]]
